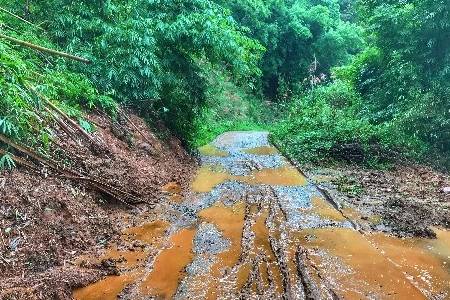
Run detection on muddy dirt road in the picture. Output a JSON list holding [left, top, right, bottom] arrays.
[[73, 132, 450, 300]]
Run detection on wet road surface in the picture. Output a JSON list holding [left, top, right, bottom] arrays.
[[73, 131, 450, 300]]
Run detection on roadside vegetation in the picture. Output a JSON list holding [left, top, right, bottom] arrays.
[[1, 0, 449, 170]]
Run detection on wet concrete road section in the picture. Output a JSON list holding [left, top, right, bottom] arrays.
[[73, 131, 450, 300]]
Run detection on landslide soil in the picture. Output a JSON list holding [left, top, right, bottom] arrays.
[[0, 112, 196, 300], [305, 163, 450, 238]]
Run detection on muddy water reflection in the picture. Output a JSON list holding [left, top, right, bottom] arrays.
[[295, 228, 425, 299], [306, 196, 347, 222], [293, 227, 450, 299], [368, 229, 450, 298], [73, 271, 142, 300], [123, 220, 169, 244], [244, 146, 278, 155], [73, 220, 169, 300], [198, 202, 245, 298], [253, 210, 284, 294], [198, 144, 229, 157]]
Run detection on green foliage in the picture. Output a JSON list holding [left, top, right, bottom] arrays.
[[0, 7, 116, 152], [190, 66, 267, 147], [0, 153, 15, 170], [334, 0, 450, 167], [271, 80, 424, 166], [1, 0, 448, 171], [217, 0, 365, 98], [25, 0, 264, 138], [0, 117, 16, 136], [271, 0, 450, 169], [333, 176, 363, 197], [78, 118, 95, 133], [272, 81, 374, 163]]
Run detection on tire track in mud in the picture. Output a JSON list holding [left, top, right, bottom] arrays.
[[73, 131, 450, 300], [175, 132, 350, 300]]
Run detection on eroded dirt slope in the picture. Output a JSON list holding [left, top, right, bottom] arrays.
[[304, 164, 450, 238], [0, 113, 196, 300]]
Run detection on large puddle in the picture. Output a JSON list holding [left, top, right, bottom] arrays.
[[73, 132, 450, 300], [192, 165, 307, 193], [140, 228, 196, 297]]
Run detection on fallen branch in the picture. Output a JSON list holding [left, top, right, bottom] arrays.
[[27, 84, 105, 151], [0, 134, 150, 207], [43, 106, 81, 146], [0, 6, 44, 30], [0, 33, 90, 63], [0, 133, 61, 172], [59, 174, 154, 207], [1, 145, 112, 202]]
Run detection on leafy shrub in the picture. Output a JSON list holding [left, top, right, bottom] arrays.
[[217, 0, 365, 98], [271, 81, 407, 165], [0, 9, 117, 153], [333, 0, 450, 168], [27, 0, 264, 139]]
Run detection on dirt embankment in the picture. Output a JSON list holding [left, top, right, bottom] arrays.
[[306, 163, 450, 238], [0, 112, 196, 300]]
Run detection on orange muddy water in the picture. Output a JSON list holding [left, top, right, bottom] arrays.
[[140, 228, 196, 297], [73, 132, 450, 300], [192, 165, 307, 193]]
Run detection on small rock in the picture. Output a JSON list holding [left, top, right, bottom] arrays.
[[138, 142, 154, 154], [442, 187, 450, 194], [9, 237, 21, 251]]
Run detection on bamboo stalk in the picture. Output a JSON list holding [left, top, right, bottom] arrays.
[[27, 84, 103, 149], [43, 106, 81, 146], [0, 135, 148, 206], [58, 174, 138, 209], [0, 22, 19, 33], [0, 133, 61, 172], [0, 146, 140, 207], [0, 33, 90, 63], [0, 6, 43, 30]]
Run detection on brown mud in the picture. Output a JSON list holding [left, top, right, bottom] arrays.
[[2, 130, 449, 300], [305, 164, 450, 238], [0, 112, 195, 300], [72, 131, 449, 300]]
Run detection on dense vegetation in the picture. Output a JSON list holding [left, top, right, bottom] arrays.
[[1, 0, 449, 169], [272, 0, 450, 167]]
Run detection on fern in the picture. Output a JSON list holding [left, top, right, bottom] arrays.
[[0, 118, 16, 136], [78, 118, 95, 133], [0, 153, 15, 170]]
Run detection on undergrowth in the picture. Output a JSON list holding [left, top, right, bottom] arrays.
[[271, 80, 427, 168], [0, 22, 117, 168], [189, 67, 270, 147]]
